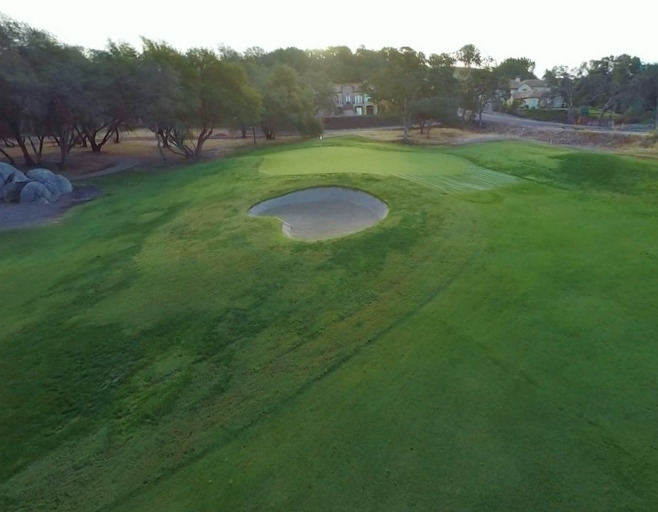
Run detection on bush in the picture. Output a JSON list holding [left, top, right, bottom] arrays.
[[300, 117, 324, 138], [514, 109, 569, 123]]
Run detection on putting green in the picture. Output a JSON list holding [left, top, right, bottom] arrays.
[[260, 145, 522, 193]]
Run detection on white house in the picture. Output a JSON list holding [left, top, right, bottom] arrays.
[[508, 78, 565, 109]]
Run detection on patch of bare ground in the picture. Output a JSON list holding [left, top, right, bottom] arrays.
[[0, 129, 302, 180], [330, 124, 658, 158]]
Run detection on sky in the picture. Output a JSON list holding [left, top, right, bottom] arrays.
[[2, 1, 657, 76]]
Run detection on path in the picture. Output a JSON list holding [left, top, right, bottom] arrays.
[[68, 158, 141, 181]]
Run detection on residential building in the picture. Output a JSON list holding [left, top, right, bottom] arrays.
[[326, 83, 378, 117], [509, 78, 565, 109]]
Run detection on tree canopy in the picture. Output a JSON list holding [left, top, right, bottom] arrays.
[[2, 12, 658, 167]]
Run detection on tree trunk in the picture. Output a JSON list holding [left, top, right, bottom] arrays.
[[252, 125, 257, 145], [59, 139, 69, 168], [241, 128, 247, 138], [58, 130, 76, 169], [419, 119, 425, 134], [9, 122, 35, 166], [114, 129, 120, 144], [566, 97, 575, 124], [194, 128, 213, 158], [157, 129, 170, 148], [0, 147, 15, 165], [16, 138, 34, 166], [28, 136, 45, 164], [155, 133, 168, 164], [89, 137, 101, 152], [402, 98, 409, 141]]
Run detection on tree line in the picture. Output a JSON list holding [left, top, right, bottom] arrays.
[[1, 13, 657, 167]]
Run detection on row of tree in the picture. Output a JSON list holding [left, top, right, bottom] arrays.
[[2, 13, 657, 167], [0, 16, 324, 167], [544, 56, 658, 124]]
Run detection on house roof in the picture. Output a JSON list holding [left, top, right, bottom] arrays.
[[521, 79, 547, 88], [515, 89, 553, 100], [333, 83, 366, 92]]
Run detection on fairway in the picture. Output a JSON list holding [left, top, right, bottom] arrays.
[[1, 139, 658, 511]]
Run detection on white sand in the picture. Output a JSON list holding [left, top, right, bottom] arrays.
[[249, 187, 389, 241]]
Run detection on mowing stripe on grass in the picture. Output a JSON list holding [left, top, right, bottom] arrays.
[[398, 165, 521, 194]]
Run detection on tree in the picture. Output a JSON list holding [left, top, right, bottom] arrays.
[[260, 65, 320, 139], [0, 16, 55, 166], [455, 45, 507, 126], [496, 57, 537, 80], [579, 55, 643, 120], [544, 66, 581, 123], [639, 64, 658, 125], [141, 41, 262, 158], [409, 53, 460, 134], [368, 47, 428, 140], [41, 44, 91, 167], [409, 95, 459, 136], [455, 44, 482, 68], [78, 42, 144, 152]]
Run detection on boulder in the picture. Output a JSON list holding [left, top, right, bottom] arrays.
[[26, 168, 73, 197], [0, 162, 19, 185], [2, 170, 31, 202], [20, 181, 55, 204]]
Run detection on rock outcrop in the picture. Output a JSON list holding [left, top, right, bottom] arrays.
[[0, 162, 18, 184], [27, 168, 73, 198], [19, 181, 55, 204], [0, 166, 77, 205], [2, 171, 31, 202]]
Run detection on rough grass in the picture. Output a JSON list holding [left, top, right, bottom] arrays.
[[1, 139, 658, 511], [448, 140, 658, 196]]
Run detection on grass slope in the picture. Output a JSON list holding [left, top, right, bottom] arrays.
[[1, 139, 657, 511]]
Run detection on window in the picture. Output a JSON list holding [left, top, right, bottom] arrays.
[[364, 94, 371, 103], [354, 95, 363, 104], [366, 105, 374, 115], [344, 94, 351, 104], [355, 106, 363, 116]]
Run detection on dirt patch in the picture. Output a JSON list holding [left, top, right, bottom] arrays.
[[249, 186, 389, 241], [0, 186, 102, 230]]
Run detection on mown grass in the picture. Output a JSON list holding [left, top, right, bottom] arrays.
[[1, 139, 658, 511], [448, 141, 658, 196]]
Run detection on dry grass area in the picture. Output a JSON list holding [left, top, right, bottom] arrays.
[[332, 125, 658, 160], [325, 126, 507, 146], [1, 129, 301, 178]]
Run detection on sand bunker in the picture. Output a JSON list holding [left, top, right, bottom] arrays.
[[249, 186, 389, 241]]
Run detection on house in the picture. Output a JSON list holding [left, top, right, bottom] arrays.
[[509, 78, 565, 109], [327, 84, 378, 117]]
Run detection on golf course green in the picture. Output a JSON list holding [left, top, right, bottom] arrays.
[[1, 138, 657, 511]]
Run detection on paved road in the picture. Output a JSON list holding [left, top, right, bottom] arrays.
[[481, 111, 652, 133], [481, 112, 568, 130]]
